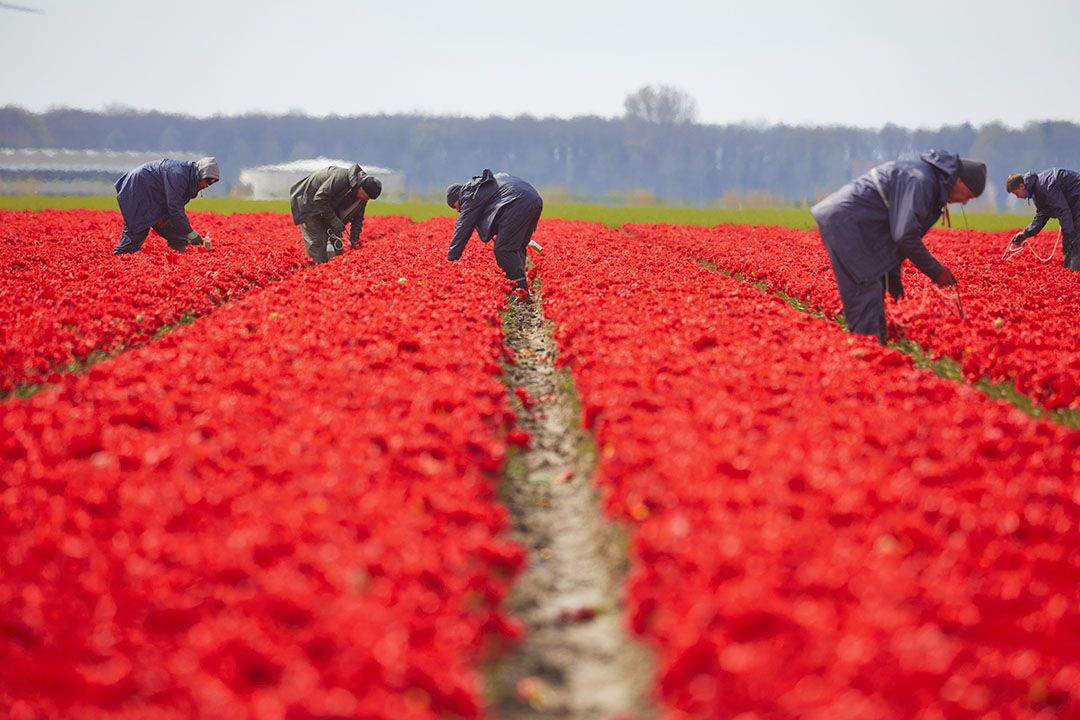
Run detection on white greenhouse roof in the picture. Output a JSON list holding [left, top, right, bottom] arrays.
[[243, 157, 399, 175], [0, 148, 203, 173]]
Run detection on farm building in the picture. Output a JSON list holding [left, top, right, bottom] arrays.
[[238, 158, 405, 201], [0, 148, 206, 195]]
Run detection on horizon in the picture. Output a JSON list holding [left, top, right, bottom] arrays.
[[5, 103, 1076, 135]]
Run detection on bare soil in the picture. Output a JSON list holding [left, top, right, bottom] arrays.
[[489, 291, 655, 720]]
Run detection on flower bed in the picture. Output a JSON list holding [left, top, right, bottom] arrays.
[[0, 209, 412, 393], [627, 223, 1080, 410], [535, 220, 1080, 719], [0, 217, 523, 719]]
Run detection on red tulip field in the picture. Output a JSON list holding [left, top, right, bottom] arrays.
[[2, 210, 1078, 719]]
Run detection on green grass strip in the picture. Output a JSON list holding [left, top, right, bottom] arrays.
[[0, 195, 1054, 232], [4, 311, 199, 402]]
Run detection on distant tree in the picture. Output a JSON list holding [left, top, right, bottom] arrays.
[[623, 85, 698, 126]]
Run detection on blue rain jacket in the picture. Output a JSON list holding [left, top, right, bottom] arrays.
[[114, 159, 199, 236], [1019, 168, 1080, 239], [811, 150, 961, 284], [448, 170, 542, 261]]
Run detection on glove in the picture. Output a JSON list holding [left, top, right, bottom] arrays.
[[1011, 231, 1026, 246], [933, 267, 957, 287], [186, 230, 204, 246]]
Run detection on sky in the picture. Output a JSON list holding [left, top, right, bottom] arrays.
[[2, 0, 1079, 129]]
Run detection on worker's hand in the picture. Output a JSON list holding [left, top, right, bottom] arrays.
[[933, 267, 957, 287], [186, 231, 204, 246], [1011, 232, 1026, 246]]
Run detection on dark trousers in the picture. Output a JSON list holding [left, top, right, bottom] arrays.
[[1064, 233, 1080, 271], [113, 216, 191, 255], [493, 199, 543, 289], [824, 245, 888, 344]]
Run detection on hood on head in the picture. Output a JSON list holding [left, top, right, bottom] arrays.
[[195, 157, 220, 182]]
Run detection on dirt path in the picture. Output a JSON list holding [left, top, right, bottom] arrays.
[[489, 291, 655, 719]]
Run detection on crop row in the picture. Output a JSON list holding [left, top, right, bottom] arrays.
[[534, 221, 1080, 718], [0, 218, 523, 719], [0, 210, 412, 394], [626, 223, 1080, 411]]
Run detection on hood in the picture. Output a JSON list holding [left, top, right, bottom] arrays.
[[344, 163, 363, 188], [195, 156, 220, 182], [1023, 171, 1038, 199], [919, 150, 962, 191]]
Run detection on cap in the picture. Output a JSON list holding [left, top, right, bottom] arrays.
[[957, 159, 986, 198], [446, 183, 463, 208], [360, 175, 382, 200]]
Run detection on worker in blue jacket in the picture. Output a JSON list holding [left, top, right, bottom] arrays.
[[446, 170, 544, 297], [1006, 169, 1080, 270], [811, 151, 986, 343], [113, 157, 220, 255]]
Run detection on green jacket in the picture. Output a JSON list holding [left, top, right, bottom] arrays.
[[290, 164, 369, 246]]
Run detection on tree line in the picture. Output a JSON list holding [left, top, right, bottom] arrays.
[[3, 102, 1079, 210]]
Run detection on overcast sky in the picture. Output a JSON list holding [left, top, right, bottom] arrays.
[[1, 0, 1077, 129]]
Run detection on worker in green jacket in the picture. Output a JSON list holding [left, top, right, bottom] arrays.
[[290, 164, 382, 263]]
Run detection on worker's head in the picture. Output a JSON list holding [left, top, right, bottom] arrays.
[[948, 159, 986, 204], [195, 157, 220, 191], [358, 176, 382, 202], [446, 183, 463, 212], [1006, 172, 1027, 199]]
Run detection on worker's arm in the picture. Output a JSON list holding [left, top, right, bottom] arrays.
[[312, 172, 348, 234], [162, 165, 197, 238], [888, 175, 945, 281], [448, 199, 483, 261], [349, 201, 367, 248]]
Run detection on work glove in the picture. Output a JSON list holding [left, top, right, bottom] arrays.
[[1011, 231, 1026, 246], [186, 230, 204, 246], [933, 266, 957, 287]]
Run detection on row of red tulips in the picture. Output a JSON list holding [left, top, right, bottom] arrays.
[[533, 221, 1080, 719], [0, 209, 412, 394], [625, 223, 1080, 410], [0, 217, 524, 719]]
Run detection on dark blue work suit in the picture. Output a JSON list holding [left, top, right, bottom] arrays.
[[447, 170, 544, 289], [1015, 168, 1080, 270], [811, 150, 960, 343], [113, 159, 201, 255]]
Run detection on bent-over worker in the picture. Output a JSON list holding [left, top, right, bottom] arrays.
[[811, 150, 986, 343], [113, 157, 220, 255], [446, 169, 544, 298]]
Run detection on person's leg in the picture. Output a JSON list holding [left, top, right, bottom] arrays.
[[825, 246, 887, 343], [1063, 233, 1080, 271], [113, 225, 150, 255], [300, 221, 330, 264], [493, 200, 542, 290]]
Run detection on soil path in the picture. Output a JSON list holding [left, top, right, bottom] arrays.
[[490, 292, 655, 719]]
